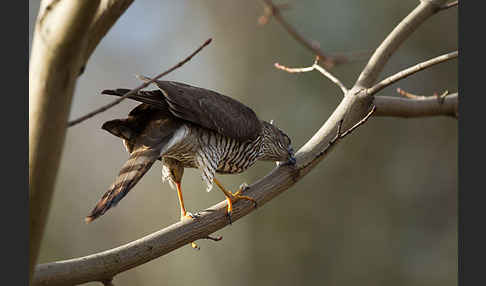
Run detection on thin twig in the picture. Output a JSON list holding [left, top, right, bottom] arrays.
[[67, 38, 212, 127], [331, 105, 376, 144], [396, 87, 424, 99], [313, 62, 348, 94], [300, 105, 377, 171], [261, 0, 337, 68], [366, 50, 457, 95], [204, 235, 223, 241], [440, 1, 458, 11], [435, 90, 449, 104], [258, 3, 291, 25], [190, 235, 222, 250], [396, 87, 449, 104], [274, 63, 314, 73], [275, 57, 348, 94], [339, 105, 376, 138]]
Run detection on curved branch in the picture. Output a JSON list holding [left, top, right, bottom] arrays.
[[32, 1, 452, 285], [367, 51, 458, 95], [374, 93, 458, 118], [355, 0, 447, 88]]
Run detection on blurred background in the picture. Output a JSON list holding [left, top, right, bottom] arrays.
[[29, 1, 457, 285]]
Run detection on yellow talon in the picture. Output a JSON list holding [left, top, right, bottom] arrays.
[[213, 178, 257, 224]]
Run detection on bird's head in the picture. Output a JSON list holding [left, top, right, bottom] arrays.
[[260, 121, 296, 165]]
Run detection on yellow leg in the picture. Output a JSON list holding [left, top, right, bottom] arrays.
[[175, 182, 193, 221], [213, 178, 257, 223]]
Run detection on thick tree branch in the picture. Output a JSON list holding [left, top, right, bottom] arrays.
[[29, 1, 101, 284], [374, 93, 458, 118], [356, 0, 447, 88], [32, 104, 375, 286], [29, 1, 133, 284], [32, 0, 452, 285], [82, 0, 134, 69]]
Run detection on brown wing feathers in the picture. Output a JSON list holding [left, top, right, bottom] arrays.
[[101, 81, 262, 141]]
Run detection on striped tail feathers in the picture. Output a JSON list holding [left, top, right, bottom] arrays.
[[85, 148, 159, 223]]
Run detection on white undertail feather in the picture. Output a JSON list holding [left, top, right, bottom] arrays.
[[159, 126, 189, 156], [161, 164, 176, 190]]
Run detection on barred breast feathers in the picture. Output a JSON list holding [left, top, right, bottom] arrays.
[[195, 130, 222, 192], [192, 128, 265, 192]]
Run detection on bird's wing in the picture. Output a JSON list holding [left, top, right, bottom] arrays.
[[155, 81, 262, 141], [101, 81, 262, 141]]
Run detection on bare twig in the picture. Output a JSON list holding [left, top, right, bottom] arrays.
[[435, 90, 449, 104], [261, 0, 336, 68], [339, 105, 377, 138], [191, 234, 224, 250], [397, 87, 424, 99], [313, 63, 349, 94], [366, 51, 457, 95], [67, 38, 212, 127], [397, 87, 450, 104], [190, 234, 223, 250], [299, 105, 376, 171], [258, 2, 291, 25], [274, 62, 314, 73], [204, 235, 224, 241], [440, 1, 458, 11], [275, 57, 348, 94]]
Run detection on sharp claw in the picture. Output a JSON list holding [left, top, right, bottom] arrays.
[[226, 211, 232, 225], [238, 183, 249, 192], [187, 211, 200, 219], [181, 211, 200, 221]]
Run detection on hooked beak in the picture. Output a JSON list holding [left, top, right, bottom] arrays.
[[288, 148, 296, 165], [276, 148, 296, 167]]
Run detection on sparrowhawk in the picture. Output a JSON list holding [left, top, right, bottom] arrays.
[[85, 80, 295, 223]]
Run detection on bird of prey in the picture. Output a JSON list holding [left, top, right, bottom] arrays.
[[85, 80, 296, 223]]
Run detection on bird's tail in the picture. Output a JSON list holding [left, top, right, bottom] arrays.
[[101, 88, 169, 110], [85, 148, 158, 223]]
